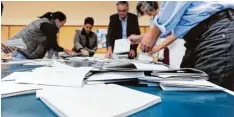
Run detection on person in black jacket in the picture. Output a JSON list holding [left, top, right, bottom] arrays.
[[105, 1, 140, 59]]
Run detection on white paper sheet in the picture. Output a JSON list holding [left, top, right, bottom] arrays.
[[1, 81, 41, 98], [16, 67, 92, 87], [160, 80, 224, 91], [37, 84, 161, 117], [138, 52, 153, 62], [1, 72, 32, 81], [132, 63, 169, 71], [87, 71, 144, 81], [113, 39, 130, 54]]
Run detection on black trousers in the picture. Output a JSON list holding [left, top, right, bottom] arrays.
[[181, 9, 234, 91]]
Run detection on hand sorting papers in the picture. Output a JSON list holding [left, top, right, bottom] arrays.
[[5, 38, 27, 49], [113, 39, 130, 54]]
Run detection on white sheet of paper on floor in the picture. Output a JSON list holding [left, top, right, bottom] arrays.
[[16, 67, 92, 87], [36, 84, 161, 117], [113, 39, 130, 54], [1, 81, 41, 98]]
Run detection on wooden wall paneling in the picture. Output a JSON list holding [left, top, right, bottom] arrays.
[[58, 26, 81, 50], [9, 26, 25, 38], [1, 26, 10, 41], [145, 27, 150, 32]]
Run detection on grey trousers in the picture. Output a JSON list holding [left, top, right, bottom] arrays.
[[181, 10, 234, 91]]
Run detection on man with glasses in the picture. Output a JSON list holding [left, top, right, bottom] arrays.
[[105, 1, 140, 59]]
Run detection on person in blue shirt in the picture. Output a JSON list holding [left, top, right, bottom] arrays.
[[129, 1, 234, 90], [129, 1, 176, 55]]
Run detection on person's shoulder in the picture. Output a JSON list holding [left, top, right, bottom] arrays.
[[128, 13, 138, 18], [91, 31, 97, 38], [40, 22, 57, 31], [110, 13, 118, 19], [75, 29, 82, 34]]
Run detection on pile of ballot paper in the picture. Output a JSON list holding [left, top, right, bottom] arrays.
[[1, 58, 225, 117]]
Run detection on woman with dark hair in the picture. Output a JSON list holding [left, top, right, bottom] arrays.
[[10, 11, 75, 60], [73, 17, 97, 57], [128, 1, 176, 56]]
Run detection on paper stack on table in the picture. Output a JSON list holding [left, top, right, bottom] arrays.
[[160, 80, 224, 91], [85, 71, 144, 84], [102, 62, 169, 71], [37, 84, 161, 117], [1, 81, 41, 98], [16, 67, 92, 87]]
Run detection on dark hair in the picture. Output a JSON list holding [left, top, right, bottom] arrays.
[[136, 1, 158, 17], [84, 17, 94, 26], [39, 11, 66, 21], [116, 1, 129, 7]]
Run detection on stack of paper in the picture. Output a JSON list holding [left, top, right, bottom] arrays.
[[151, 68, 208, 80], [1, 72, 32, 81], [37, 84, 161, 117], [16, 67, 93, 87], [86, 71, 144, 84], [160, 80, 224, 91], [102, 62, 169, 71], [1, 81, 41, 98]]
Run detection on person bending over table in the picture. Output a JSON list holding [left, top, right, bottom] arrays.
[[9, 11, 76, 60]]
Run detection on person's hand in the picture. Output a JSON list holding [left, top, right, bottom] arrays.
[[140, 32, 155, 52], [64, 49, 77, 56], [80, 49, 89, 56], [128, 34, 142, 45], [148, 45, 161, 56], [1, 42, 17, 54], [128, 49, 136, 59], [104, 50, 112, 58]]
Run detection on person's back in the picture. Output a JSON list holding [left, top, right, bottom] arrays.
[[11, 18, 54, 59]]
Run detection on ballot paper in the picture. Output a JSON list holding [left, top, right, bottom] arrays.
[[86, 71, 145, 81], [1, 81, 41, 98], [37, 84, 161, 117], [102, 62, 169, 71], [1, 72, 33, 81], [113, 39, 130, 54], [138, 52, 153, 62], [5, 38, 27, 49], [16, 67, 93, 87], [159, 80, 224, 91]]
